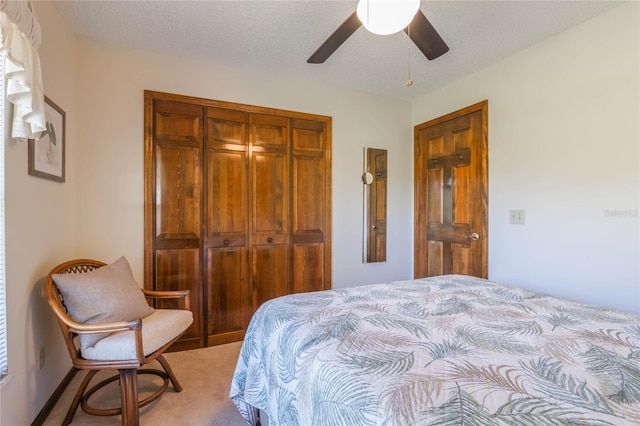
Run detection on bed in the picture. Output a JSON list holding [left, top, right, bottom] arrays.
[[229, 274, 640, 425]]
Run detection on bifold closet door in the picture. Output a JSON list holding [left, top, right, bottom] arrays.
[[250, 114, 290, 312], [291, 118, 329, 294], [150, 100, 204, 350], [204, 107, 250, 345]]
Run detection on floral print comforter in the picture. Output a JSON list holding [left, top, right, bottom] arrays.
[[230, 274, 640, 425]]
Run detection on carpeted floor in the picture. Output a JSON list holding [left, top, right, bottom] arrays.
[[43, 341, 249, 425]]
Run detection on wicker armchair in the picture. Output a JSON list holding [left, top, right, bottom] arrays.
[[45, 258, 193, 426]]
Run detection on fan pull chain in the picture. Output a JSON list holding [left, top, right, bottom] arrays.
[[406, 24, 413, 86], [365, 0, 370, 26], [406, 45, 413, 86]]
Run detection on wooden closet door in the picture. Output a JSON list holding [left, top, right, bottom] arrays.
[[250, 114, 290, 311], [145, 90, 332, 350], [291, 118, 330, 294], [149, 100, 204, 350], [204, 107, 249, 345]]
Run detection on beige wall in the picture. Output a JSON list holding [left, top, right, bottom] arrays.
[[1, 1, 78, 424], [73, 39, 414, 289], [412, 2, 639, 313]]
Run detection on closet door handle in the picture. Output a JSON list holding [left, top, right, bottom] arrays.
[[223, 239, 231, 246], [267, 237, 273, 243]]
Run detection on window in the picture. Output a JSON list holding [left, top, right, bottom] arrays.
[[0, 52, 7, 382]]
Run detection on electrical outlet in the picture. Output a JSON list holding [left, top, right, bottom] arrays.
[[38, 346, 45, 370], [509, 209, 525, 225]]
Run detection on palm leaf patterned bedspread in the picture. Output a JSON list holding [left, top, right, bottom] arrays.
[[229, 274, 640, 425]]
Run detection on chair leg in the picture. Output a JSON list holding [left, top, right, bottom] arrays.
[[156, 354, 182, 392], [118, 369, 139, 426], [63, 369, 98, 426]]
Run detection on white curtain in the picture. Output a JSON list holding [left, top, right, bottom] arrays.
[[0, 0, 45, 140]]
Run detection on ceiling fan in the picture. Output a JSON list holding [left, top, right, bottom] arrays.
[[307, 1, 449, 64]]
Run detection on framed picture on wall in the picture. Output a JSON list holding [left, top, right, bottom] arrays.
[[28, 96, 66, 182]]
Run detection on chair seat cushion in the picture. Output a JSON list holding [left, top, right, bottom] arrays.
[[52, 256, 155, 348], [81, 309, 193, 361]]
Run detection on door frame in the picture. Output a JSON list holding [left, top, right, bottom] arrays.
[[413, 100, 488, 278]]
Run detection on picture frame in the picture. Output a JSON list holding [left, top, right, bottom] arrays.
[[28, 96, 66, 182]]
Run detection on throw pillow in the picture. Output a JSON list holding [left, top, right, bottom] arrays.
[[52, 256, 155, 348]]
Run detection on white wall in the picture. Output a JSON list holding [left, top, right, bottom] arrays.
[[412, 2, 639, 314], [0, 1, 78, 425], [73, 40, 414, 290]]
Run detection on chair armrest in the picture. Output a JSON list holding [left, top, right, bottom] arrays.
[[66, 318, 142, 335], [68, 317, 146, 364], [142, 289, 189, 299], [143, 289, 190, 310], [47, 294, 142, 334]]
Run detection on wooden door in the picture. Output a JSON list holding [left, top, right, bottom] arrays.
[[146, 99, 204, 350], [366, 148, 387, 263], [204, 107, 249, 345], [414, 101, 488, 278], [250, 114, 290, 311], [145, 91, 332, 349]]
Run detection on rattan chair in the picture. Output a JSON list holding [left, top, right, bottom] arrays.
[[45, 258, 193, 426]]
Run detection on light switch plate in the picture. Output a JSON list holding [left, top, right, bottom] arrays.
[[510, 209, 525, 225]]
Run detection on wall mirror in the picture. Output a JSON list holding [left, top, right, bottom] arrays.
[[362, 147, 387, 263]]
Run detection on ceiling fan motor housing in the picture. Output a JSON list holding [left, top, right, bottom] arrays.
[[356, 0, 421, 35]]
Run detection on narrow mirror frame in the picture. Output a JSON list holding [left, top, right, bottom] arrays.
[[362, 147, 387, 263]]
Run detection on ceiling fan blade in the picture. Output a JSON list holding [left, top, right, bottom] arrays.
[[307, 12, 361, 64], [405, 10, 449, 60]]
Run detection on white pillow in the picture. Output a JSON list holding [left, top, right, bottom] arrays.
[[52, 256, 155, 348]]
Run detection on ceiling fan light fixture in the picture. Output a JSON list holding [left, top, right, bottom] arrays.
[[356, 0, 420, 36]]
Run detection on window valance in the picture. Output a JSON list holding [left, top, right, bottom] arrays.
[[0, 0, 45, 139]]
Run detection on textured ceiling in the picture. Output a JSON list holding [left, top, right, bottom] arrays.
[[53, 0, 623, 102]]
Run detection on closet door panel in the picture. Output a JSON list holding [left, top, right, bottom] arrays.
[[251, 114, 289, 245], [251, 245, 289, 309], [155, 249, 202, 349], [292, 118, 325, 155], [252, 151, 289, 244], [252, 114, 288, 151], [154, 101, 202, 143], [155, 145, 201, 239], [206, 247, 247, 345], [206, 150, 247, 243], [291, 156, 325, 293], [292, 243, 324, 294], [292, 156, 324, 236], [207, 107, 248, 146]]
